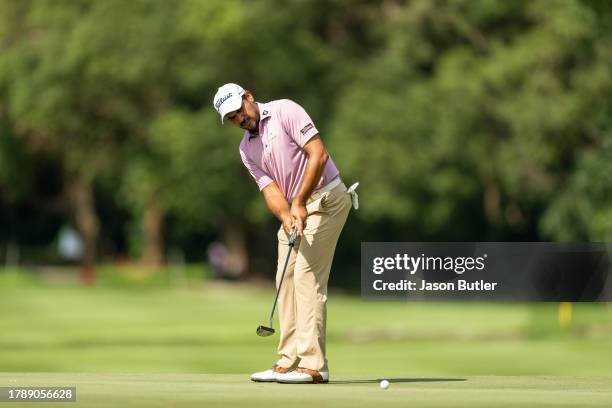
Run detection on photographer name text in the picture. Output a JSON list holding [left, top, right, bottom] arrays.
[[373, 279, 498, 292]]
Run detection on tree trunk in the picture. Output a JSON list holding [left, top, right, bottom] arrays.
[[220, 222, 248, 279], [65, 174, 99, 285], [140, 198, 164, 266], [483, 181, 501, 226]]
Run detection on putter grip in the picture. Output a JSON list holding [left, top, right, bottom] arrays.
[[289, 229, 297, 246]]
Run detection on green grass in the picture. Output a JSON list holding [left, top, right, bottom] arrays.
[[2, 374, 612, 408], [0, 274, 611, 406]]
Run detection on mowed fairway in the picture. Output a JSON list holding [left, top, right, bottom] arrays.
[[1, 274, 612, 407]]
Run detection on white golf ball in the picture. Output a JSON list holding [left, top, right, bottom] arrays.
[[380, 379, 390, 390]]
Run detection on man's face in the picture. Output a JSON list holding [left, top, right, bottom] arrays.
[[225, 92, 260, 132]]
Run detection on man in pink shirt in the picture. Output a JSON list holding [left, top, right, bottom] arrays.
[[214, 83, 356, 383]]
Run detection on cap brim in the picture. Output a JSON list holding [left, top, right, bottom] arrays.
[[219, 96, 243, 124]]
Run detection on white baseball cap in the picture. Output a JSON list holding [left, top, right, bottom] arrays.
[[213, 83, 246, 123]]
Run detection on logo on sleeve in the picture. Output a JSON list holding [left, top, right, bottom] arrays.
[[300, 123, 314, 135]]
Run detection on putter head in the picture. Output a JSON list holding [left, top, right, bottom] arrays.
[[256, 325, 275, 337]]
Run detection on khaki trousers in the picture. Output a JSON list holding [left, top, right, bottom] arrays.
[[275, 181, 352, 372]]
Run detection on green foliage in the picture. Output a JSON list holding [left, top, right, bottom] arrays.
[[0, 124, 30, 201], [0, 0, 610, 261], [146, 109, 258, 225], [541, 138, 612, 241], [329, 0, 612, 240]]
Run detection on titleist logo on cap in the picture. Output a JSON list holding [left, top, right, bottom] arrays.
[[215, 93, 232, 109]]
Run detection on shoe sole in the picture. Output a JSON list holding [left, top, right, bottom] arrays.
[[276, 380, 329, 384], [251, 378, 277, 382]]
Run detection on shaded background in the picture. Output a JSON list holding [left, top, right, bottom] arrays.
[[0, 0, 611, 381]]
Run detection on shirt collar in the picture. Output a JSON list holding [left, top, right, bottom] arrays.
[[248, 102, 271, 140]]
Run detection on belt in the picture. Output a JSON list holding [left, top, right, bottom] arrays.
[[312, 176, 342, 197], [310, 177, 359, 210]]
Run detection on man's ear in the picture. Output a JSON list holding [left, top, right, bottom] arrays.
[[244, 91, 255, 102]]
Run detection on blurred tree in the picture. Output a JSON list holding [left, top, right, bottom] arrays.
[[329, 0, 612, 241], [0, 0, 610, 279], [1, 0, 103, 277], [0, 0, 346, 272], [541, 137, 612, 241]]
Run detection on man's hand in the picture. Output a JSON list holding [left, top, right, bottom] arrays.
[[290, 201, 307, 236], [281, 212, 295, 236]]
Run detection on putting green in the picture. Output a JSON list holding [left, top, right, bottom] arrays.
[[1, 373, 611, 408]]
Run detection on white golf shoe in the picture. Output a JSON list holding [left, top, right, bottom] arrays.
[[275, 367, 329, 384], [250, 368, 277, 382], [250, 365, 292, 382]]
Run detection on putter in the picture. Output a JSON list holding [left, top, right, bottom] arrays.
[[256, 228, 297, 337]]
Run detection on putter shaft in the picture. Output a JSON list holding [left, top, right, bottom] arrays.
[[268, 230, 297, 326], [257, 229, 297, 336]]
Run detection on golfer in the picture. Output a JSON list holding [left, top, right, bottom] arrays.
[[213, 83, 357, 383]]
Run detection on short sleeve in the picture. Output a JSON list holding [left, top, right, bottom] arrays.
[[239, 147, 274, 191], [279, 100, 319, 147]]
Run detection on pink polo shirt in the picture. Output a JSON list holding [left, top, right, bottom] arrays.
[[239, 99, 340, 202]]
